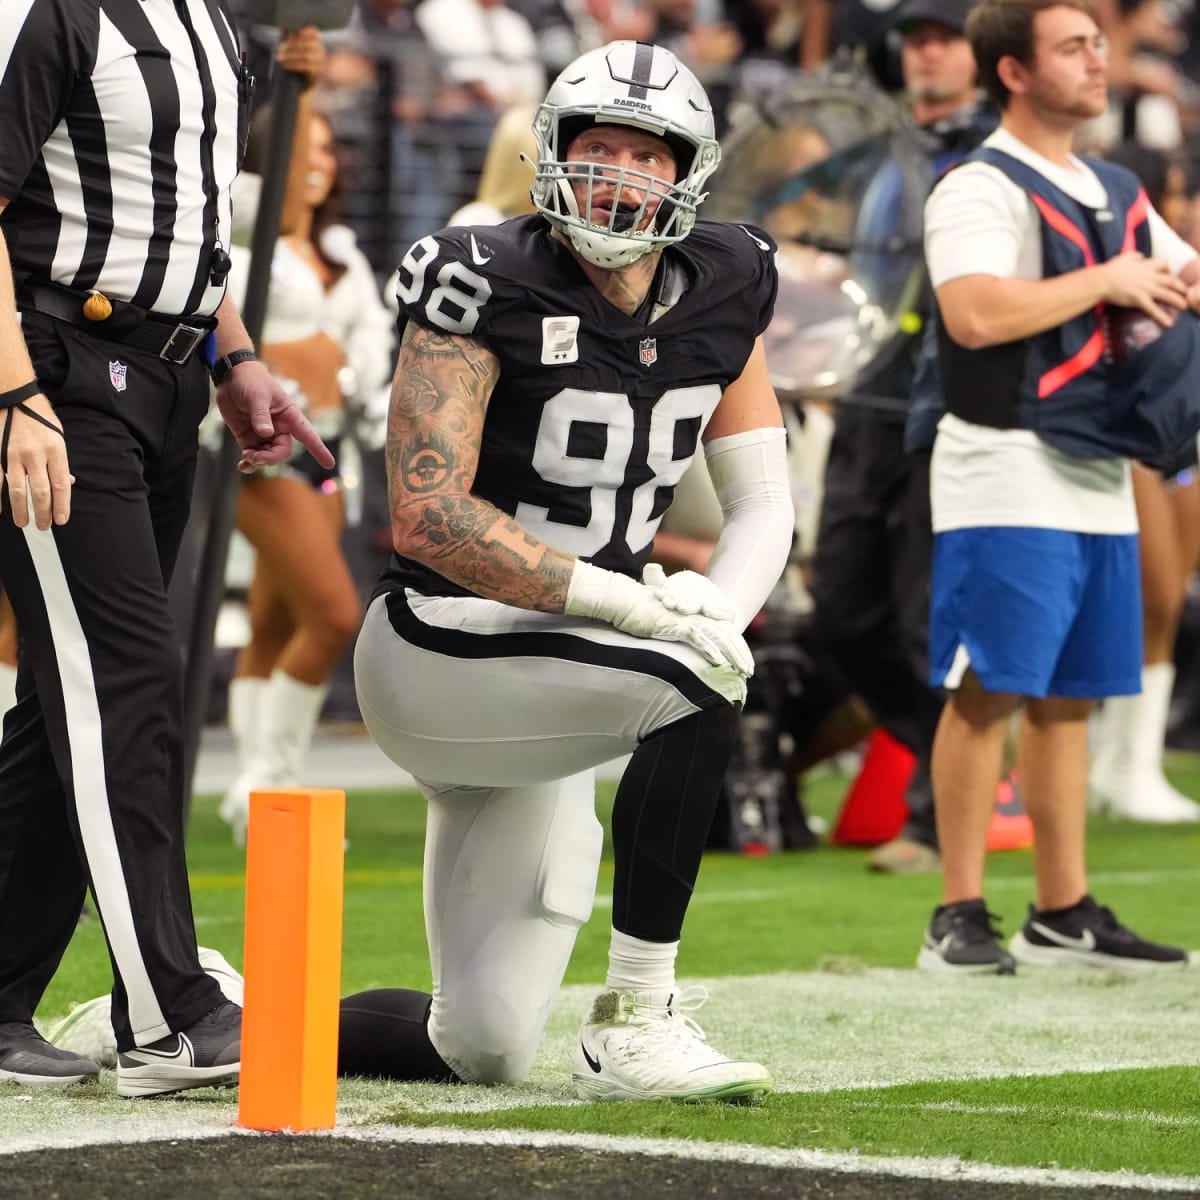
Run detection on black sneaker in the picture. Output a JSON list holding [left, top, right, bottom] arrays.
[[0, 1020, 101, 1087], [917, 899, 1017, 974], [116, 1000, 241, 1098], [1010, 895, 1191, 971]]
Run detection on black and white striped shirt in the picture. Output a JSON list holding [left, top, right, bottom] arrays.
[[0, 0, 246, 318]]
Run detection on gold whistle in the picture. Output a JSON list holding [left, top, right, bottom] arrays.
[[83, 290, 113, 321]]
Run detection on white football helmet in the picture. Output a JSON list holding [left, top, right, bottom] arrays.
[[531, 41, 722, 268]]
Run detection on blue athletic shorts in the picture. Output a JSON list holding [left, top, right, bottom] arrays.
[[928, 527, 1142, 699]]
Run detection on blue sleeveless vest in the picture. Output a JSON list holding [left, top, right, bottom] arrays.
[[922, 147, 1200, 465]]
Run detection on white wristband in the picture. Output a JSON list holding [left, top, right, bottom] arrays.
[[564, 560, 640, 624]]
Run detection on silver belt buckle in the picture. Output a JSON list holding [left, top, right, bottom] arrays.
[[160, 323, 206, 364]]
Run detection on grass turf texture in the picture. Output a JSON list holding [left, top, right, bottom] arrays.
[[21, 758, 1200, 1184]]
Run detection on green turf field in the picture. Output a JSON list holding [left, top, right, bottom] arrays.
[[19, 758, 1200, 1188]]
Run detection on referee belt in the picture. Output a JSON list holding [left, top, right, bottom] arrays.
[[16, 278, 215, 365]]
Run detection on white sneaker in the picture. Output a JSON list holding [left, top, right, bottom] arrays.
[[46, 997, 117, 1070], [573, 986, 772, 1103]]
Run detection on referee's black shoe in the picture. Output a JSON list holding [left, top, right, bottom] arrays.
[[0, 1020, 101, 1087], [1010, 895, 1191, 971], [116, 1000, 241, 1098]]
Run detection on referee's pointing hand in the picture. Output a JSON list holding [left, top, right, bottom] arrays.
[[213, 357, 336, 474]]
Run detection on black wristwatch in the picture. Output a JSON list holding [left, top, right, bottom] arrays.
[[211, 348, 258, 385]]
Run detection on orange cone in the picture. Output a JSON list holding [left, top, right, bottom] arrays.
[[987, 768, 1034, 851], [831, 728, 915, 846], [238, 787, 345, 1132]]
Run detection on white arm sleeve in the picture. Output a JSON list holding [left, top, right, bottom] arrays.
[[702, 426, 795, 625]]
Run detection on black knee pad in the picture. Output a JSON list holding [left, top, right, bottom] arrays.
[[338, 988, 458, 1082]]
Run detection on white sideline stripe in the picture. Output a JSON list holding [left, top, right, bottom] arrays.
[[340, 1125, 1200, 1193]]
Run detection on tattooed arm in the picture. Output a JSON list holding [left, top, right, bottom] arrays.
[[386, 321, 577, 611]]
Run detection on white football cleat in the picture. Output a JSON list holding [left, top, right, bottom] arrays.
[[573, 985, 772, 1103]]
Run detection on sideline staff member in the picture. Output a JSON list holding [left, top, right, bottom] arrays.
[[917, 0, 1194, 973], [0, 5, 331, 1096]]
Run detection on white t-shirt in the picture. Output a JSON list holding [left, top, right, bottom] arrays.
[[924, 127, 1197, 535]]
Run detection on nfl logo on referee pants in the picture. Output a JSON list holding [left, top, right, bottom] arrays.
[[109, 360, 128, 392]]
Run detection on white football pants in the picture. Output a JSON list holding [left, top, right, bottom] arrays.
[[354, 590, 743, 1082]]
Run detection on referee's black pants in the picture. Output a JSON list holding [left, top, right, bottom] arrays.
[[810, 406, 945, 847], [0, 313, 224, 1048]]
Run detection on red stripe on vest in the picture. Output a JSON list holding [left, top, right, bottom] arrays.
[[1029, 194, 1107, 396], [1122, 187, 1149, 253], [1038, 328, 1105, 397], [1031, 193, 1095, 264]]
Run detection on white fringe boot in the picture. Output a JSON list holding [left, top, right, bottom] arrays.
[[1089, 663, 1200, 823], [219, 669, 330, 845], [218, 675, 270, 845]]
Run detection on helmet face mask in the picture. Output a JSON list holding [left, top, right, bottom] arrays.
[[532, 42, 722, 268]]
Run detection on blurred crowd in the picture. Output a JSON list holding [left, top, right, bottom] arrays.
[[232, 1, 1200, 273], [187, 0, 1200, 858]]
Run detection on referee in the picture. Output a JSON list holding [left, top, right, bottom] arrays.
[[0, 5, 331, 1097]]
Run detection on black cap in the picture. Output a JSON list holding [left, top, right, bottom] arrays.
[[893, 0, 976, 35]]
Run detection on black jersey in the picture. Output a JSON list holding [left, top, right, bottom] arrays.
[[379, 216, 778, 598]]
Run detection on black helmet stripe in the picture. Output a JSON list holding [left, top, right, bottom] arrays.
[[628, 42, 655, 99]]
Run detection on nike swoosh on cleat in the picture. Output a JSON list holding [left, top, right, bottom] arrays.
[[580, 1042, 602, 1074], [1030, 923, 1096, 951], [469, 234, 492, 266]]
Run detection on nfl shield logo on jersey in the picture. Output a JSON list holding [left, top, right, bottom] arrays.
[[109, 361, 128, 392], [639, 337, 657, 367]]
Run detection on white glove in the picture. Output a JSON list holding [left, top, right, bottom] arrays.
[[642, 563, 745, 628], [674, 613, 755, 677], [566, 561, 753, 676]]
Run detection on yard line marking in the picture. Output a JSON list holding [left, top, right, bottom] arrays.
[[6, 1113, 1197, 1193], [341, 1124, 1200, 1193], [986, 869, 1200, 890], [590, 871, 1200, 909], [858, 1100, 1200, 1127], [590, 888, 787, 909]]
